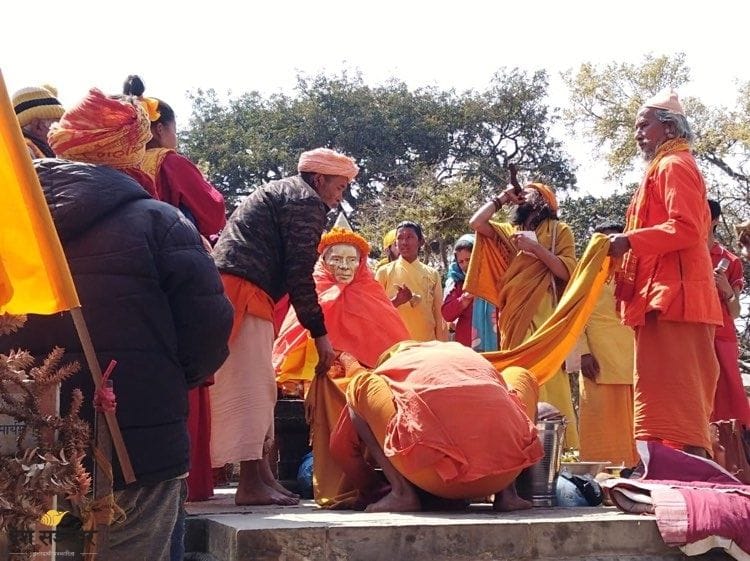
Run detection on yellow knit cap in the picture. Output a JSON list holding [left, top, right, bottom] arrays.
[[382, 228, 397, 251], [12, 86, 65, 128]]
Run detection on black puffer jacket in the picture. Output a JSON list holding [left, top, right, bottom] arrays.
[[213, 175, 328, 337], [1, 160, 233, 489]]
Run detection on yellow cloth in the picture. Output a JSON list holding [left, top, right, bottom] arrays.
[[375, 257, 447, 342], [140, 146, 172, 182], [579, 281, 634, 385], [576, 280, 636, 465], [0, 71, 80, 315], [306, 353, 367, 508], [579, 378, 636, 466], [465, 219, 580, 448], [478, 234, 611, 386]]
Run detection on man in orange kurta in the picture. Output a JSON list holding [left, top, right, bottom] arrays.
[[608, 89, 722, 458]]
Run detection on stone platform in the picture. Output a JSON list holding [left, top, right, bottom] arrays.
[[184, 489, 731, 561]]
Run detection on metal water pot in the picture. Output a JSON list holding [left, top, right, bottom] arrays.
[[516, 420, 567, 507]]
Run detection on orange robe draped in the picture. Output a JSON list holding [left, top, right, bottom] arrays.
[[273, 255, 410, 382], [619, 142, 722, 453], [326, 342, 542, 507]]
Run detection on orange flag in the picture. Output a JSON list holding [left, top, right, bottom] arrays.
[[0, 70, 80, 314]]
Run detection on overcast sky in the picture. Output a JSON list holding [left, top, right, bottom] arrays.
[[3, 0, 748, 196]]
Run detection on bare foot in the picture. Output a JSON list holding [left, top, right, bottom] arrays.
[[259, 460, 300, 499], [266, 477, 300, 499], [364, 488, 421, 513], [235, 482, 300, 506], [493, 486, 533, 512]]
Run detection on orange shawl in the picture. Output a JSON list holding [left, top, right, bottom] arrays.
[[273, 254, 410, 379]]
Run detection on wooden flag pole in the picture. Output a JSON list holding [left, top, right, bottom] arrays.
[[69, 307, 135, 483]]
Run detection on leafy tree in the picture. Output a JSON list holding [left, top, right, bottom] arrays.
[[448, 69, 577, 195], [558, 189, 634, 255], [356, 175, 482, 271], [181, 69, 578, 268], [562, 53, 691, 179], [182, 69, 576, 213]]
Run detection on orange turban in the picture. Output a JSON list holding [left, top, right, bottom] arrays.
[[48, 88, 152, 168], [297, 147, 359, 181], [529, 182, 558, 213], [318, 227, 371, 256], [644, 88, 685, 116]]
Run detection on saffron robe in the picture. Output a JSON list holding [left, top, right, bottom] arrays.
[[326, 342, 543, 507], [622, 146, 722, 452], [273, 254, 410, 382], [310, 234, 613, 507], [464, 219, 579, 448]]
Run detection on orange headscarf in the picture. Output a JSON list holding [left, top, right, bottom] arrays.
[[297, 147, 359, 181], [529, 182, 558, 213], [48, 88, 152, 169], [274, 231, 409, 369]]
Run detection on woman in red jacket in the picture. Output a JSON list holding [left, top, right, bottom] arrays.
[[441, 234, 498, 351]]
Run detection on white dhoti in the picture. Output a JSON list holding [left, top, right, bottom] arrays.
[[210, 314, 276, 466]]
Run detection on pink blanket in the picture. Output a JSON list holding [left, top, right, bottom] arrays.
[[601, 442, 750, 561]]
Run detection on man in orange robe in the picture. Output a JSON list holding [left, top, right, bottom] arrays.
[[328, 342, 543, 512], [608, 89, 723, 458]]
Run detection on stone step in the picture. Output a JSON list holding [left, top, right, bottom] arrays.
[[185, 492, 732, 561]]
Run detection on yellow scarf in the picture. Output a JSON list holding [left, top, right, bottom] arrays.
[[464, 220, 573, 349]]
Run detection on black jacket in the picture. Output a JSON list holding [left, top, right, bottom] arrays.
[[213, 175, 328, 337], [0, 160, 233, 489]]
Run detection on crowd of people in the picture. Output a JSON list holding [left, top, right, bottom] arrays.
[[4, 81, 749, 559]]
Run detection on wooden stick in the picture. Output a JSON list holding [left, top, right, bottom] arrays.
[[69, 307, 135, 483]]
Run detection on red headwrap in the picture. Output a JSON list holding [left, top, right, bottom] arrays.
[[48, 88, 152, 169]]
